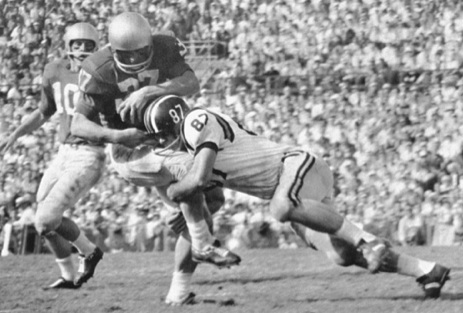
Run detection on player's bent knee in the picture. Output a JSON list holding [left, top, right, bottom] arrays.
[[34, 213, 62, 236], [182, 192, 205, 208], [269, 198, 292, 222]]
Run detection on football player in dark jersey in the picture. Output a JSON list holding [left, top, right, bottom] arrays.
[[0, 23, 105, 289], [71, 12, 240, 305]]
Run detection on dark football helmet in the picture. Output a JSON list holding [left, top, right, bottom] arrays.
[[108, 12, 153, 74], [144, 95, 190, 137]]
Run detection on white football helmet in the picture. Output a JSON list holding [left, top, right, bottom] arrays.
[[108, 12, 154, 74], [63, 22, 99, 59]]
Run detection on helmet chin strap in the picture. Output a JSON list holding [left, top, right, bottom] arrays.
[[68, 50, 95, 71], [152, 137, 181, 156]]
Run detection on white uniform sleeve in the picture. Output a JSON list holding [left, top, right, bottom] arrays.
[[183, 109, 224, 153]]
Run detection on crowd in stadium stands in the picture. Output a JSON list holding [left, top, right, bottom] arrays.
[[2, 0, 463, 256]]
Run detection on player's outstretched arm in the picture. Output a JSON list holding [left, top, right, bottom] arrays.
[[71, 112, 150, 148], [0, 109, 48, 154]]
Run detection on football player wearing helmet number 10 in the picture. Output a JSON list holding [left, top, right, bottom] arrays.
[[71, 12, 241, 303], [0, 23, 105, 289]]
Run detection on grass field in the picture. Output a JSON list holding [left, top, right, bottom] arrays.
[[0, 246, 462, 313]]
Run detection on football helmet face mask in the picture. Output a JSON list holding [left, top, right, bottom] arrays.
[[144, 95, 190, 142], [108, 12, 154, 74], [64, 23, 99, 61]]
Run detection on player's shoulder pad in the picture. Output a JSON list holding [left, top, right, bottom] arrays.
[[151, 34, 185, 59], [184, 108, 210, 125], [42, 58, 68, 78], [152, 34, 177, 46], [81, 47, 115, 82], [154, 30, 176, 37], [182, 108, 221, 152]]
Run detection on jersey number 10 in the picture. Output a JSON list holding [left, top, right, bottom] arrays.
[[52, 82, 79, 115]]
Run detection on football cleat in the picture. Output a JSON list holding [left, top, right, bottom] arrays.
[[74, 247, 104, 286], [357, 239, 391, 273], [165, 292, 196, 306], [192, 245, 241, 268], [416, 264, 451, 299], [42, 277, 81, 290]]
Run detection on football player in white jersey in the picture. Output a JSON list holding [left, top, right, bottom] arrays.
[[70, 12, 240, 304], [143, 95, 451, 299], [0, 23, 105, 289]]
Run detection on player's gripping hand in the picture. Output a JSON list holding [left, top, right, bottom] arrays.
[[114, 128, 151, 148], [166, 210, 187, 235], [117, 87, 150, 125]]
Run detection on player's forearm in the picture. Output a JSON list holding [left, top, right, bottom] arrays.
[[11, 110, 48, 139], [167, 153, 215, 202], [71, 112, 119, 144], [143, 71, 200, 99]]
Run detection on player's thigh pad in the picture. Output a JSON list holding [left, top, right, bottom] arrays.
[[271, 152, 333, 221], [35, 145, 105, 231]]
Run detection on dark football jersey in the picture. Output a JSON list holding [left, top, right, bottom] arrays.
[[76, 35, 193, 131], [40, 58, 101, 145]]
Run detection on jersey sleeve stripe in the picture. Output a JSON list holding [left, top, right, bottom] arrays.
[[211, 112, 235, 142], [195, 141, 218, 156], [212, 168, 227, 179]]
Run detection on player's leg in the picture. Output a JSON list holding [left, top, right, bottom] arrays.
[[165, 231, 197, 305], [154, 181, 240, 268], [270, 153, 388, 272], [177, 192, 241, 267], [291, 223, 358, 266], [35, 146, 105, 286], [34, 153, 79, 288], [296, 225, 445, 284], [1, 222, 13, 257], [286, 166, 363, 268], [42, 231, 80, 290], [295, 222, 449, 297], [165, 187, 229, 305], [284, 155, 450, 298], [379, 249, 450, 298]]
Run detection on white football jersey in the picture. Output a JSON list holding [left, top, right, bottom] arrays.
[[181, 108, 296, 199]]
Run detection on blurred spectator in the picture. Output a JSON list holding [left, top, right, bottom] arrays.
[[398, 205, 426, 246], [453, 205, 463, 245], [4, 0, 463, 251]]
